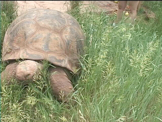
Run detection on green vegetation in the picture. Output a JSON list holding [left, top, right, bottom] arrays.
[[1, 1, 162, 122], [0, 1, 17, 57]]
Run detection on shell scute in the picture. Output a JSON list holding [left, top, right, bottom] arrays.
[[2, 9, 85, 73]]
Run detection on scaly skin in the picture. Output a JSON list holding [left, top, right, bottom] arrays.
[[1, 62, 18, 82], [49, 67, 74, 102]]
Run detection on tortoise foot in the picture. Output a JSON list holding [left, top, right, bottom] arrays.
[[49, 67, 74, 102], [16, 60, 43, 81]]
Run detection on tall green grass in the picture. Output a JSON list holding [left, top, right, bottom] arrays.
[[1, 1, 17, 120], [1, 1, 162, 122], [0, 1, 17, 56]]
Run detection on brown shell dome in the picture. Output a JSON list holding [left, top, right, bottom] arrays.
[[2, 9, 85, 73]]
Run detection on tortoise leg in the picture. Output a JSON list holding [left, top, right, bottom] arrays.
[[49, 67, 74, 102], [1, 62, 18, 82], [15, 60, 43, 81]]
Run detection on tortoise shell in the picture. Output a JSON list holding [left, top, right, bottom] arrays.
[[2, 9, 85, 73]]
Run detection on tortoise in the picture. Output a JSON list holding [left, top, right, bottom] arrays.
[[1, 9, 85, 102]]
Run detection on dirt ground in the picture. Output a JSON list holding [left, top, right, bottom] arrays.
[[16, 1, 118, 16], [15, 1, 155, 23]]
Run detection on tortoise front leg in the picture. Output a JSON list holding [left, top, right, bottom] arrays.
[[49, 67, 74, 102], [1, 62, 18, 82]]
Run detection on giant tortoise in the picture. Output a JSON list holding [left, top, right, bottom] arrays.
[[1, 9, 85, 102]]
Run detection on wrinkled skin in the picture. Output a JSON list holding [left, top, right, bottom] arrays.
[[49, 67, 74, 102], [1, 60, 74, 102], [114, 1, 140, 24]]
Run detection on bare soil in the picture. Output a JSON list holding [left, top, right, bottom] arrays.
[[15, 1, 118, 16]]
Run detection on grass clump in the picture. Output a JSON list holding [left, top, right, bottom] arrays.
[[0, 1, 17, 57], [1, 1, 162, 122]]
